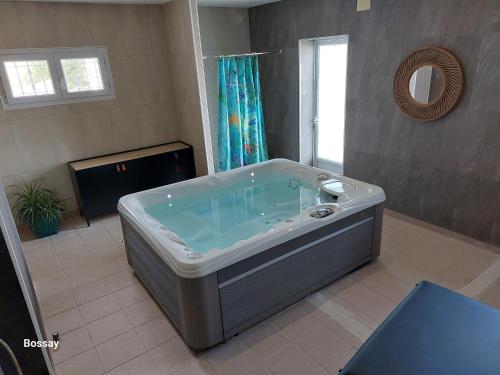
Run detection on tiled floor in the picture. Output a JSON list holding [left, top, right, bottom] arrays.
[[21, 211, 500, 375]]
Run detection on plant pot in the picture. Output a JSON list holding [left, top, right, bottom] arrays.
[[31, 219, 60, 239]]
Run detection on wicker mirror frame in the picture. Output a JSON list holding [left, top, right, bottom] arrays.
[[393, 47, 464, 122]]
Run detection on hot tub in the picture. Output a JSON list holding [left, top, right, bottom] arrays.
[[118, 159, 385, 349]]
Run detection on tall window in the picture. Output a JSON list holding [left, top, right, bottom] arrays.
[[314, 36, 348, 174], [0, 47, 114, 110]]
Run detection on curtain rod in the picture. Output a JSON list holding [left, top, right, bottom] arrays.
[[202, 49, 282, 60]]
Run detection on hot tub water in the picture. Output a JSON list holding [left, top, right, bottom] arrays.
[[145, 172, 322, 253]]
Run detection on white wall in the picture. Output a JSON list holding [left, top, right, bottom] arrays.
[[299, 39, 315, 166], [163, 0, 213, 177], [0, 0, 217, 216], [198, 6, 251, 170], [0, 2, 179, 212]]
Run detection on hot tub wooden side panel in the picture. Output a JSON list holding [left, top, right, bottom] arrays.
[[121, 219, 224, 349], [219, 217, 374, 337], [120, 203, 384, 349]]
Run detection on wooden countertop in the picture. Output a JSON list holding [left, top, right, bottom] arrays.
[[69, 142, 190, 171]]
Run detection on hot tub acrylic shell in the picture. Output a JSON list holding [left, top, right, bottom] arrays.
[[118, 159, 385, 278], [118, 159, 386, 349]]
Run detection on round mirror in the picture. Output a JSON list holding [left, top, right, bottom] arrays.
[[393, 47, 464, 121], [408, 65, 445, 104]]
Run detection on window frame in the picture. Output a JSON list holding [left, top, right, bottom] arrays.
[[0, 47, 115, 110]]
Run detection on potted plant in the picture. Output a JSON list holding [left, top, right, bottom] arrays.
[[12, 180, 65, 239]]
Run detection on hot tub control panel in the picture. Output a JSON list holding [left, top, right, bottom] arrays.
[[310, 207, 335, 219]]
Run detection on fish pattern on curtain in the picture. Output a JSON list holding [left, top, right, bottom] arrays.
[[218, 56, 269, 172]]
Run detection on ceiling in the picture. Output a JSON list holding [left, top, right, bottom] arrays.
[[14, 0, 280, 7]]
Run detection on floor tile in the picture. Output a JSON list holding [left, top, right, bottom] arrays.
[[460, 259, 500, 299], [23, 237, 53, 250], [79, 294, 122, 324], [170, 360, 215, 375], [239, 320, 291, 360], [21, 212, 500, 375], [24, 235, 55, 257], [87, 310, 133, 346], [40, 290, 77, 318], [100, 216, 124, 245], [25, 249, 61, 283], [105, 353, 160, 375], [357, 267, 412, 303], [56, 348, 104, 375], [334, 282, 397, 323], [135, 316, 178, 351], [44, 307, 85, 336], [87, 238, 122, 256], [51, 231, 86, 255], [295, 325, 353, 369], [34, 272, 72, 301], [64, 254, 114, 289], [57, 246, 92, 272], [50, 229, 82, 246], [98, 215, 122, 230], [308, 297, 366, 348], [53, 326, 94, 364], [78, 223, 118, 251], [73, 278, 113, 305], [96, 330, 146, 372], [263, 343, 328, 375], [59, 213, 88, 231], [381, 257, 437, 286], [203, 337, 259, 375], [240, 363, 273, 375], [149, 336, 202, 375], [114, 283, 150, 308], [106, 269, 138, 292], [481, 283, 500, 309], [77, 223, 110, 245], [322, 347, 356, 374], [93, 252, 129, 281], [124, 299, 162, 327], [271, 301, 323, 340]]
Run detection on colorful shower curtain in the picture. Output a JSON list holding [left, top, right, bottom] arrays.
[[218, 56, 269, 171]]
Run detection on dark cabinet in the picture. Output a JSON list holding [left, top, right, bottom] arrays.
[[69, 142, 196, 223], [147, 148, 195, 186]]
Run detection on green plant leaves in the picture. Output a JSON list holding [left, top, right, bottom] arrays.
[[12, 179, 65, 228]]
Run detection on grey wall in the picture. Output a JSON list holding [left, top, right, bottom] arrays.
[[249, 0, 500, 246], [198, 7, 251, 170]]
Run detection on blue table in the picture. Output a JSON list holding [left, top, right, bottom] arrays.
[[340, 281, 500, 375]]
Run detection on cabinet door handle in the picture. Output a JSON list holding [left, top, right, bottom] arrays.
[[122, 163, 127, 172], [116, 164, 121, 173], [174, 152, 179, 160]]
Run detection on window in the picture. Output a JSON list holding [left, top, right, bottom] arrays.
[[60, 58, 104, 93], [5, 59, 55, 97], [313, 36, 348, 175], [0, 47, 114, 110]]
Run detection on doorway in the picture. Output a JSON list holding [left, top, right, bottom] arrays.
[[313, 36, 349, 174]]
